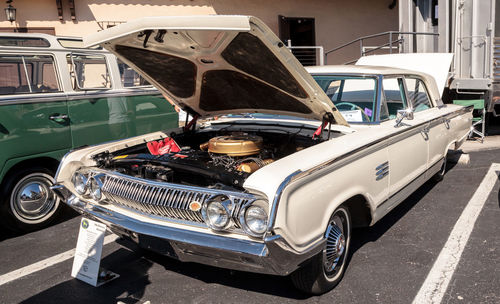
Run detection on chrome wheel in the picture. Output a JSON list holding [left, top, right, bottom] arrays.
[[324, 222, 346, 273], [322, 208, 350, 280], [10, 173, 59, 224], [291, 206, 351, 294]]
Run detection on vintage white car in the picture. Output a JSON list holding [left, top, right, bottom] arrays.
[[52, 16, 472, 294]]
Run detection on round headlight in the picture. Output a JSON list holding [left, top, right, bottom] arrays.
[[244, 205, 268, 235], [207, 202, 229, 229], [205, 201, 230, 230], [89, 177, 102, 201], [72, 172, 88, 195]]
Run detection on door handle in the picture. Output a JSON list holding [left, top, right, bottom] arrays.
[[49, 114, 69, 123], [421, 126, 430, 140], [444, 118, 451, 129]]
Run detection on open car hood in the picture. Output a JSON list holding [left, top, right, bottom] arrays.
[[84, 15, 348, 125]]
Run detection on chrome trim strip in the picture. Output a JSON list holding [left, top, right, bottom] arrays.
[[291, 105, 472, 183], [267, 106, 472, 229], [267, 170, 302, 231], [0, 89, 160, 106]]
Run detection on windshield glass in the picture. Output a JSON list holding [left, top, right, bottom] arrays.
[[313, 75, 377, 123]]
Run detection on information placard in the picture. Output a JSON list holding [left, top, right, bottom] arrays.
[[71, 218, 106, 286]]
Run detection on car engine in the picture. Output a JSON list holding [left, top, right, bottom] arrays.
[[92, 129, 321, 191]]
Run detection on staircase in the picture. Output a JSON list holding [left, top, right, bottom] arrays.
[[493, 38, 500, 84]]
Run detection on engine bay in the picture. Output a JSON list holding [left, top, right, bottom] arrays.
[[93, 126, 326, 191]]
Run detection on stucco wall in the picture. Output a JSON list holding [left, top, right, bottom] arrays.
[[0, 0, 398, 64]]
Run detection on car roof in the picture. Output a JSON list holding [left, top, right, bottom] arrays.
[[306, 64, 431, 77]]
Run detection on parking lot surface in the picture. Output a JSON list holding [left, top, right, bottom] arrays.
[[0, 149, 499, 304]]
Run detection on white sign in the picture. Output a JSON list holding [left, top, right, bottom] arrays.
[[71, 218, 106, 286], [340, 110, 363, 122]]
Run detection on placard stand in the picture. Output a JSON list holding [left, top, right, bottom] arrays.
[[71, 218, 119, 286]]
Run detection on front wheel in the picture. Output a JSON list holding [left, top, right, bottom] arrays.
[[0, 167, 62, 232], [291, 206, 351, 294]]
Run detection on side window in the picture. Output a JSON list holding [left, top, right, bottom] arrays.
[[382, 77, 407, 120], [67, 54, 110, 89], [405, 78, 432, 112], [0, 55, 60, 95], [117, 59, 150, 87]]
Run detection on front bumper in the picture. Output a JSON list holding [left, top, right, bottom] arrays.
[[52, 185, 323, 276]]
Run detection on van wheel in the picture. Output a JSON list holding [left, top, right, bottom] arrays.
[[0, 167, 62, 232], [291, 206, 351, 295]]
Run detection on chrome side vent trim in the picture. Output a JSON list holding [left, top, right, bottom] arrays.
[[375, 161, 389, 180]]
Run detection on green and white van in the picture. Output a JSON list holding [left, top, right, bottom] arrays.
[[0, 33, 178, 232]]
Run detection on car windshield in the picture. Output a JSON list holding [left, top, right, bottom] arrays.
[[313, 75, 377, 123]]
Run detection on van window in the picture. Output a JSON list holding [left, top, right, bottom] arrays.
[[67, 54, 111, 89], [117, 59, 150, 87], [0, 55, 60, 95]]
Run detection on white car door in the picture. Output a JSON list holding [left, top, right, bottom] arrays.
[[404, 77, 447, 177], [381, 77, 429, 201]]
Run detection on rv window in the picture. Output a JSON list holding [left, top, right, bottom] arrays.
[[117, 59, 150, 87], [0, 55, 60, 95], [67, 54, 111, 90], [0, 37, 50, 47]]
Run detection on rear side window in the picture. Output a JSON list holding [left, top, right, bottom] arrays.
[[117, 59, 150, 87], [67, 54, 111, 89], [405, 78, 432, 112], [0, 55, 60, 95]]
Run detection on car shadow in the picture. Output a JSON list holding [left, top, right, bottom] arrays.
[[119, 239, 310, 300], [0, 207, 78, 242], [348, 179, 438, 260], [19, 248, 153, 304]]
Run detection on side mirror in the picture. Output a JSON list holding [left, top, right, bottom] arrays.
[[395, 108, 414, 126]]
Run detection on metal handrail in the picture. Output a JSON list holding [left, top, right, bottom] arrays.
[[325, 31, 439, 64]]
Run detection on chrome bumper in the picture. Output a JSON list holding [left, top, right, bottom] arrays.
[[53, 185, 324, 276]]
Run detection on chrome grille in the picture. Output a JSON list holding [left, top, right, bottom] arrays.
[[100, 173, 253, 226]]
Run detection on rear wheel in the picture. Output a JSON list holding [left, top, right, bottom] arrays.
[[291, 206, 351, 294], [0, 167, 62, 232], [432, 156, 447, 182]]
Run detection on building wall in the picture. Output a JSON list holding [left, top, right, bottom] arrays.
[[0, 0, 398, 64]]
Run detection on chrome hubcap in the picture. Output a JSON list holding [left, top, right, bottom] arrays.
[[324, 222, 345, 273], [11, 174, 58, 223]]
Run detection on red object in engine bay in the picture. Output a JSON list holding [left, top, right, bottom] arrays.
[[147, 137, 181, 155]]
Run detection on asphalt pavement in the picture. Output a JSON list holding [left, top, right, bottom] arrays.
[[0, 148, 498, 304]]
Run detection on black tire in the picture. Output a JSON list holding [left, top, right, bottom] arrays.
[[432, 156, 447, 182], [291, 206, 351, 295], [0, 166, 63, 232]]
